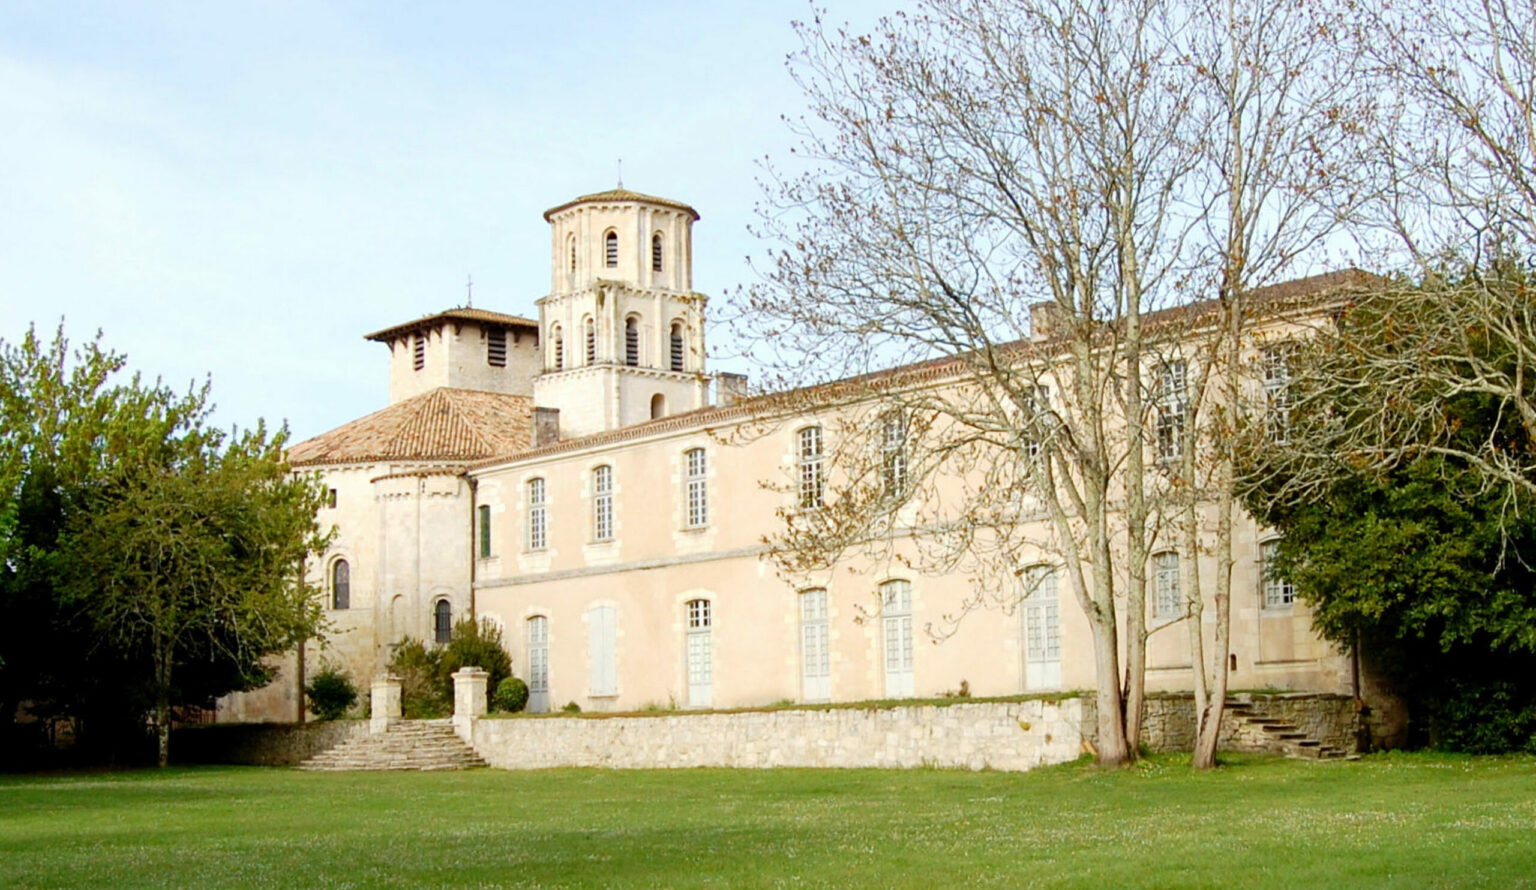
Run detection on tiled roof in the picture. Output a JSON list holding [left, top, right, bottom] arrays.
[[288, 387, 534, 467], [469, 269, 1378, 470], [543, 188, 701, 222], [364, 308, 539, 343]]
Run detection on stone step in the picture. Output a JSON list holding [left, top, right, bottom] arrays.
[[297, 720, 487, 772]]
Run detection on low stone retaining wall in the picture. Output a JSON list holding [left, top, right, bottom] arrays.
[[172, 720, 369, 767], [470, 699, 1089, 772], [1089, 692, 1363, 753]]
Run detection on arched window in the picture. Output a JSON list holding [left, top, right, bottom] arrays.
[[584, 317, 596, 364], [604, 231, 618, 268], [567, 233, 576, 275], [669, 321, 685, 371], [624, 316, 640, 366], [652, 233, 664, 272], [527, 478, 548, 551], [686, 598, 713, 707], [650, 393, 666, 419], [527, 616, 549, 713], [797, 425, 823, 509], [331, 559, 350, 610], [880, 580, 914, 697], [552, 325, 564, 371], [1153, 551, 1181, 619], [684, 448, 708, 527], [434, 599, 452, 645], [799, 589, 830, 702], [1021, 566, 1061, 690], [592, 465, 613, 542]]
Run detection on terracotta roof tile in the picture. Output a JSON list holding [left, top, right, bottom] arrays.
[[364, 308, 539, 343], [289, 387, 533, 467], [543, 188, 700, 222]]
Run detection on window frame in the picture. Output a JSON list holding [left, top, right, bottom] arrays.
[[624, 316, 640, 366], [684, 447, 709, 528], [652, 232, 664, 272], [1152, 550, 1182, 619], [487, 326, 507, 367], [880, 411, 908, 499], [604, 230, 619, 268], [433, 598, 452, 645], [797, 425, 824, 509], [1155, 358, 1188, 464], [592, 464, 614, 542], [330, 558, 350, 611], [527, 477, 548, 551], [478, 504, 493, 559], [1260, 539, 1295, 609]]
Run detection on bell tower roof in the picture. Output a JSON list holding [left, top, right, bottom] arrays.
[[543, 188, 700, 222]]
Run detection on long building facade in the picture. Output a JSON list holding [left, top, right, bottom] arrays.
[[220, 188, 1355, 722]]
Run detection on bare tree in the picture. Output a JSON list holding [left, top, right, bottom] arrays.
[[738, 0, 1211, 768]]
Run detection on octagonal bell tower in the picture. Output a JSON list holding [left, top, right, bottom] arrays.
[[532, 188, 710, 437]]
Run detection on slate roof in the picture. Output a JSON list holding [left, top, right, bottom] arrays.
[[288, 387, 534, 467], [364, 308, 539, 344], [543, 188, 701, 222]]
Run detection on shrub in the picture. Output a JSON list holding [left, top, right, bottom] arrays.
[[493, 676, 529, 713], [387, 638, 448, 718], [440, 617, 513, 710], [1426, 679, 1536, 754], [304, 666, 358, 721], [562, 701, 582, 714]]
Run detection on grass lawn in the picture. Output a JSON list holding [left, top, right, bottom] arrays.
[[1, 753, 1533, 889]]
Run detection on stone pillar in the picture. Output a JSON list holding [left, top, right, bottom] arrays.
[[370, 674, 402, 735], [452, 666, 489, 742]]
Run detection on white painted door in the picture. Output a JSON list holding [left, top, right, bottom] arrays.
[[1023, 568, 1062, 691], [686, 599, 713, 707], [881, 580, 914, 698], [800, 589, 830, 702], [527, 616, 549, 714]]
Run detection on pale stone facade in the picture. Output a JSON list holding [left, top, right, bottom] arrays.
[[220, 187, 1361, 725]]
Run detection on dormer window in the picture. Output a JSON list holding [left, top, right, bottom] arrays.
[[604, 231, 618, 268], [652, 233, 664, 272], [487, 327, 507, 367], [413, 333, 425, 371]]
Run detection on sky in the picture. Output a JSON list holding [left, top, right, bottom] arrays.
[[0, 1, 893, 442]]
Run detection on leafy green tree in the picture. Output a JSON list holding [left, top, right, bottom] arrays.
[[440, 616, 512, 709]]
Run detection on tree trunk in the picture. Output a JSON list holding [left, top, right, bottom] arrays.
[[155, 688, 170, 769]]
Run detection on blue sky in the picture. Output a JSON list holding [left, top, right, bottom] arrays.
[[0, 1, 890, 441]]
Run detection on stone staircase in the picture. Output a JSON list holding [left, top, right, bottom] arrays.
[[297, 720, 487, 772], [1224, 700, 1358, 761]]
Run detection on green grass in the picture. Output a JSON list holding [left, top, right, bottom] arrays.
[[2, 753, 1534, 888]]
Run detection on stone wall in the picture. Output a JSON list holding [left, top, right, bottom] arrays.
[[1085, 693, 1366, 754], [172, 720, 369, 767], [470, 699, 1089, 772]]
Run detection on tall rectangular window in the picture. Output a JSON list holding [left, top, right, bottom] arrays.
[[1021, 385, 1050, 461], [412, 333, 425, 371], [880, 411, 908, 498], [685, 448, 708, 527], [881, 580, 914, 698], [1153, 551, 1181, 618], [1156, 359, 1187, 464], [799, 589, 830, 702], [487, 327, 507, 367], [1261, 540, 1294, 608], [478, 504, 492, 558], [670, 323, 685, 371], [686, 599, 713, 707], [527, 616, 549, 713], [798, 426, 824, 509], [527, 478, 547, 551], [1022, 566, 1061, 690], [624, 318, 639, 366], [588, 604, 617, 696], [1262, 345, 1294, 444], [592, 465, 614, 542]]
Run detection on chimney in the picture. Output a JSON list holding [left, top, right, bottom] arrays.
[[1029, 302, 1063, 342], [532, 407, 560, 446], [715, 373, 749, 407]]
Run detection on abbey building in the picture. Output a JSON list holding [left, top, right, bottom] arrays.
[[219, 188, 1356, 722]]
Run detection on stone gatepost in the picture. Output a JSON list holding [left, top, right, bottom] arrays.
[[370, 674, 402, 735], [452, 666, 489, 743]]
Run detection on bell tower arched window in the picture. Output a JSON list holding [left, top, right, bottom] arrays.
[[670, 322, 685, 372], [625, 316, 640, 366], [604, 231, 618, 268], [568, 233, 576, 274], [584, 317, 596, 364], [552, 325, 564, 371], [652, 233, 664, 272]]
